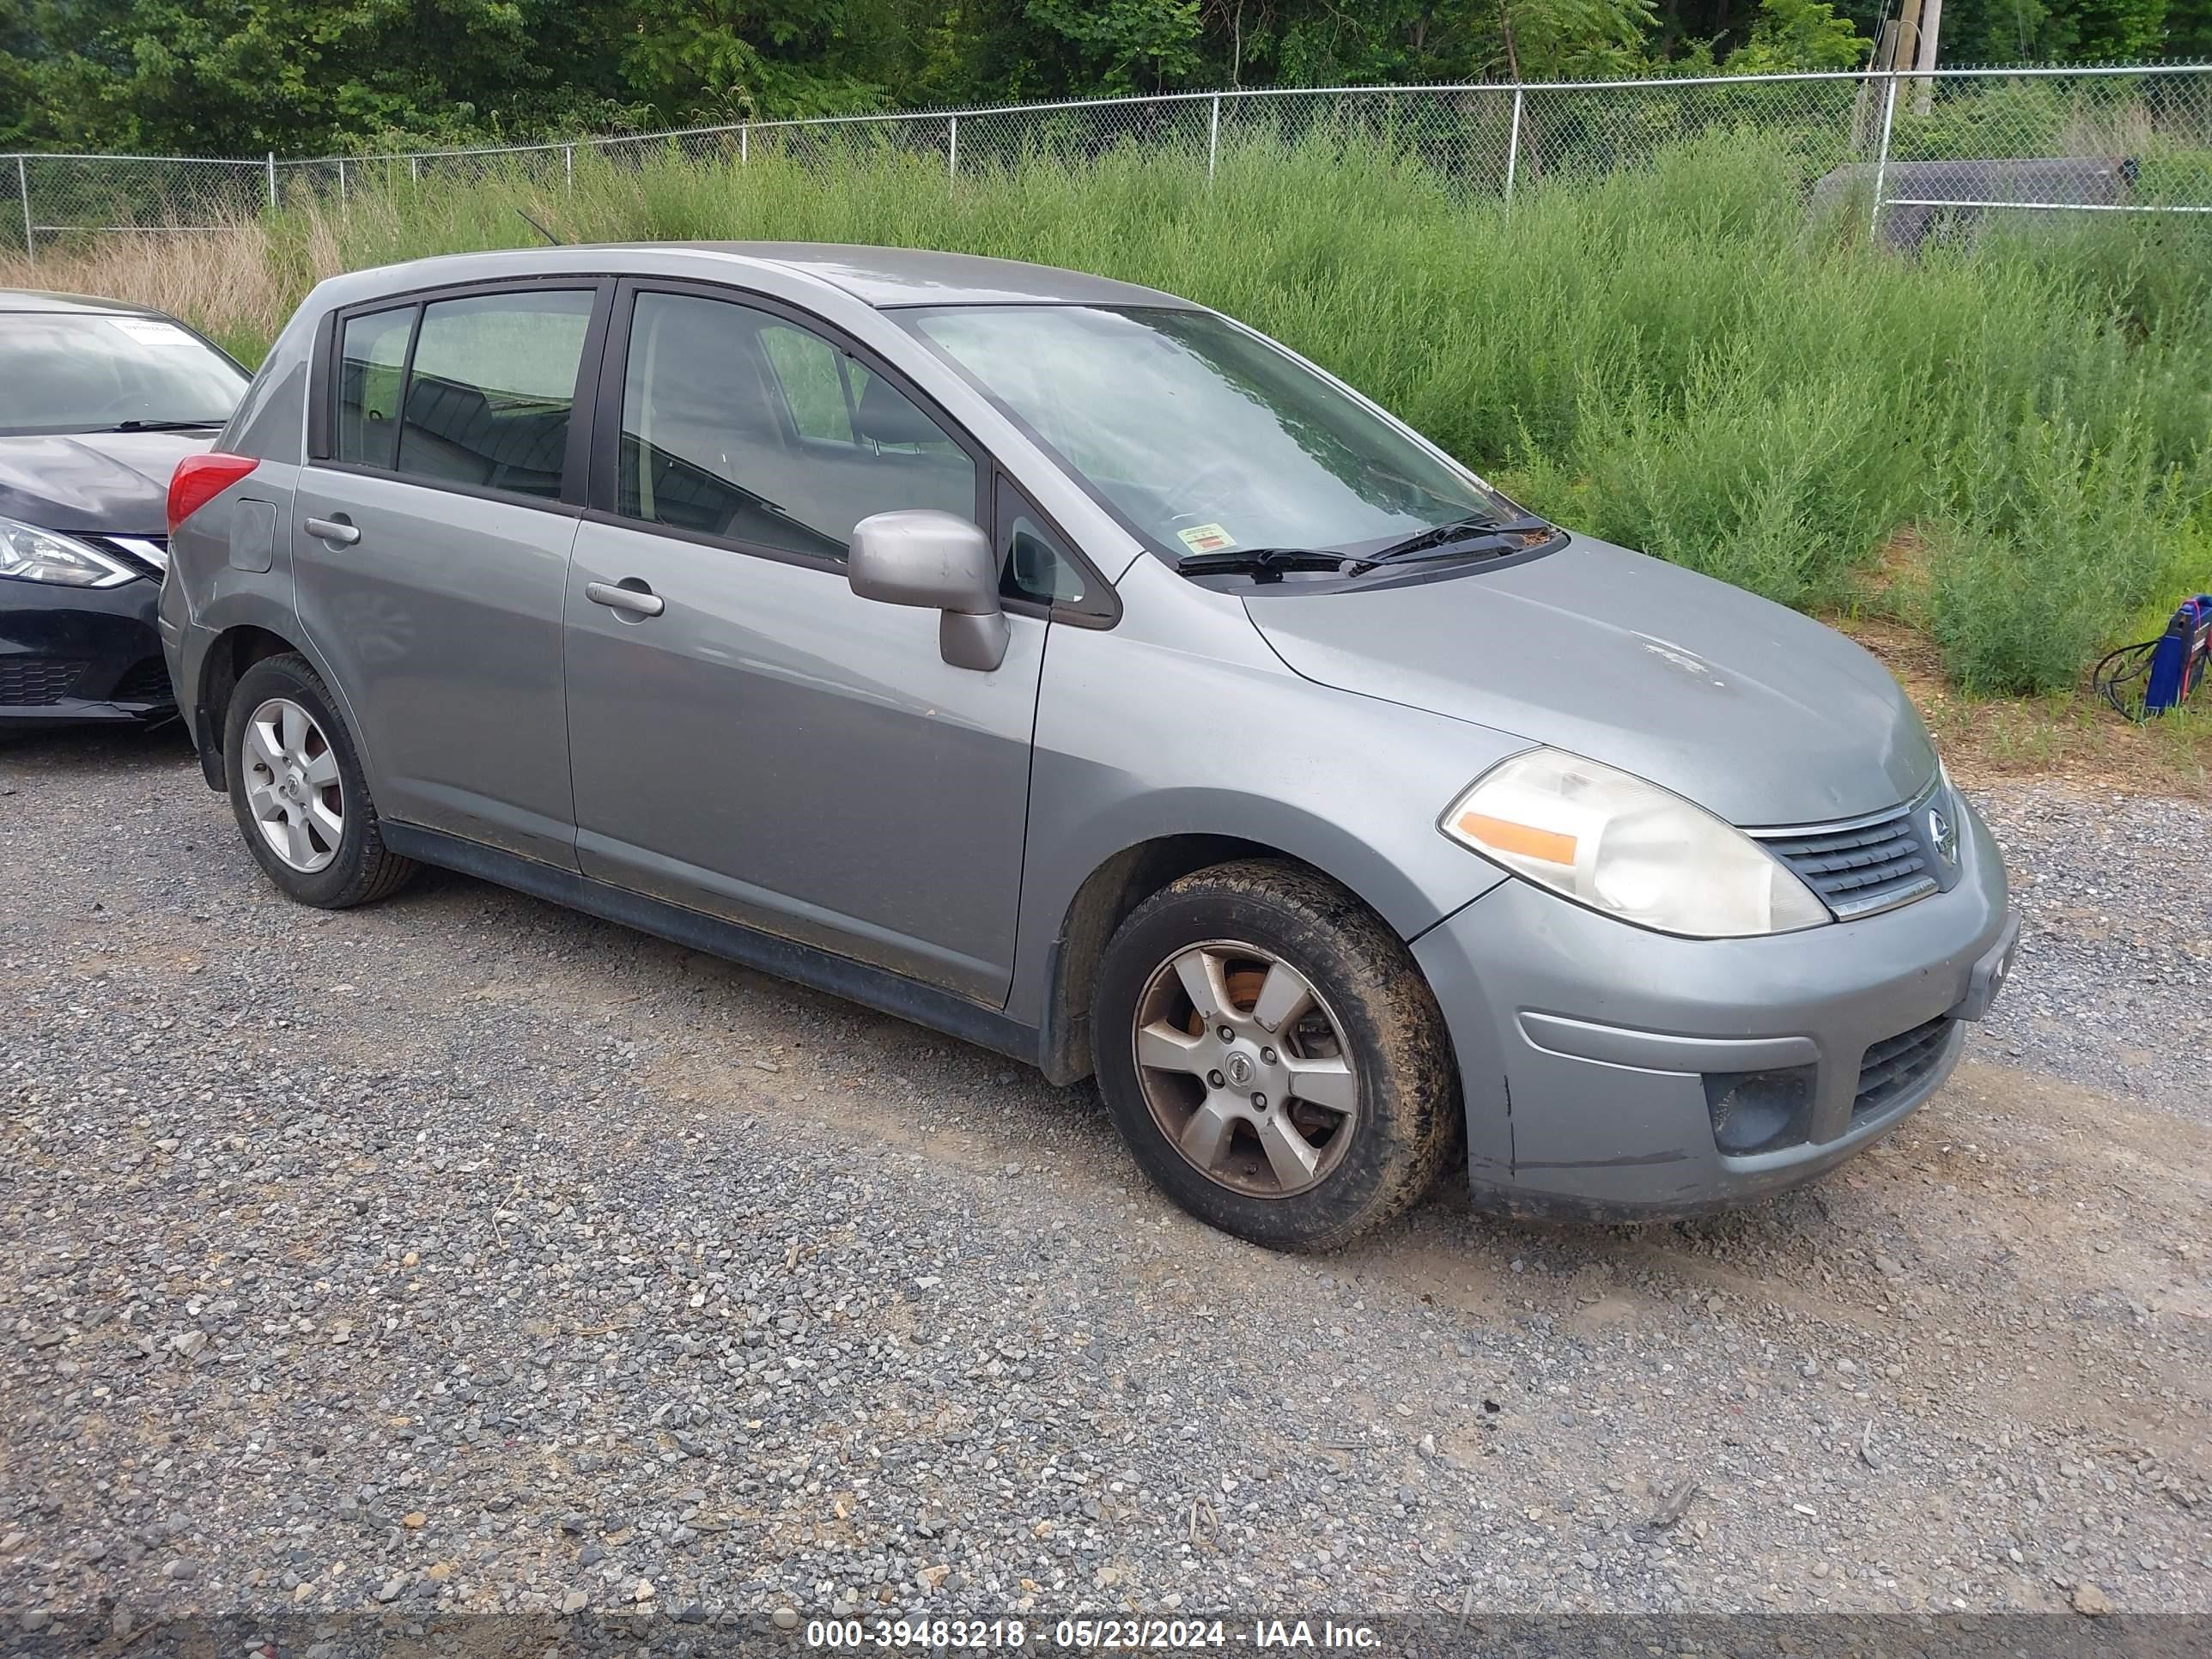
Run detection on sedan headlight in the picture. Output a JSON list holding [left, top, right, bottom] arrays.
[[1441, 748, 1830, 939], [0, 515, 138, 587]]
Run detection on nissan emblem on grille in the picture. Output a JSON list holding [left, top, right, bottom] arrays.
[[1928, 804, 1958, 863]]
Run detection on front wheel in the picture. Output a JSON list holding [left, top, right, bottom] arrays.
[[1091, 860, 1462, 1252]]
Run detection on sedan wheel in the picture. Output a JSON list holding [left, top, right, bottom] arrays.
[[241, 696, 344, 873], [1092, 859, 1462, 1251], [223, 652, 416, 909], [1133, 941, 1359, 1199]]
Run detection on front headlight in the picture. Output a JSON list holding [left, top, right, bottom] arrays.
[[1441, 748, 1831, 939], [0, 515, 137, 587]]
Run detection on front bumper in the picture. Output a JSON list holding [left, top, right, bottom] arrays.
[[1413, 790, 2014, 1219], [0, 575, 173, 732]]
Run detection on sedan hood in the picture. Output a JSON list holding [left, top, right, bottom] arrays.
[[1245, 538, 1936, 827], [0, 430, 213, 537]]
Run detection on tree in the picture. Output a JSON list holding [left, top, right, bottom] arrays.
[[617, 0, 914, 120], [1498, 0, 1661, 79], [1021, 0, 1202, 93], [2068, 0, 2167, 56], [0, 0, 641, 154], [0, 0, 2197, 157], [2169, 0, 2212, 52], [1722, 0, 1866, 70]]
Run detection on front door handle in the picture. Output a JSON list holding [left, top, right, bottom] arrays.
[[585, 580, 665, 618], [303, 516, 361, 546]]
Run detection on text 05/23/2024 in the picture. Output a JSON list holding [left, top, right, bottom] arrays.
[[803, 1618, 1385, 1650]]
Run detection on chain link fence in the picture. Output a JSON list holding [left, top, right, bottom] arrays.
[[5, 64, 2209, 261]]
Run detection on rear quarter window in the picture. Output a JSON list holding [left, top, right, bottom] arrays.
[[337, 307, 413, 470]]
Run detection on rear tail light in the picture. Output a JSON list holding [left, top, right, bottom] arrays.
[[167, 453, 258, 535]]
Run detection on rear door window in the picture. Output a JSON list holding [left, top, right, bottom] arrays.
[[393, 290, 594, 500], [349, 289, 596, 501]]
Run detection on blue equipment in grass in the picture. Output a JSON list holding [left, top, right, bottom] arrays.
[[2095, 595, 2212, 720]]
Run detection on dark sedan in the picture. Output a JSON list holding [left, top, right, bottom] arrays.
[[1, 290, 248, 731]]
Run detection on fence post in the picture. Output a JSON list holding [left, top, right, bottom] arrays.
[[265, 151, 277, 211], [565, 143, 574, 193], [1504, 86, 1523, 214], [741, 125, 750, 166], [1869, 72, 1899, 242], [337, 157, 348, 207], [15, 155, 30, 265], [410, 155, 420, 191], [948, 114, 958, 181], [1207, 93, 1221, 182]]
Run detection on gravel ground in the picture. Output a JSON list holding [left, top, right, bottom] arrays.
[[1972, 785, 2212, 1123], [2, 727, 2207, 1634]]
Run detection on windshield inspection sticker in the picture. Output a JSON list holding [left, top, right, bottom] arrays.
[[106, 318, 194, 345], [1176, 523, 1237, 554]]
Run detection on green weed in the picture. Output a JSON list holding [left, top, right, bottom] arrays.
[[15, 127, 2203, 697]]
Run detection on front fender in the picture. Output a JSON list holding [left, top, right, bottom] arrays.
[[1006, 611, 1522, 1033]]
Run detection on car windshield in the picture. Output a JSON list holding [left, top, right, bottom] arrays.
[[0, 311, 247, 436], [902, 304, 1501, 567]]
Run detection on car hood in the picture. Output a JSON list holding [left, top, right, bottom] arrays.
[[1244, 538, 1936, 827], [0, 430, 213, 537]]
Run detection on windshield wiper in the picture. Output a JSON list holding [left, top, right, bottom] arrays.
[[1178, 516, 1561, 584], [99, 418, 228, 432], [1364, 512, 1557, 564], [1176, 547, 1362, 583]]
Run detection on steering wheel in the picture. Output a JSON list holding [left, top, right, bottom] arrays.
[[77, 393, 149, 424]]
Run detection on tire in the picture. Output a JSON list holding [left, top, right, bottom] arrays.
[[1091, 859, 1461, 1252], [223, 652, 416, 909]]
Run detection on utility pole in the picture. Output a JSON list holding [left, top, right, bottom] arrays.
[[1911, 0, 1943, 115], [1890, 0, 1923, 78], [1853, 18, 1899, 151]]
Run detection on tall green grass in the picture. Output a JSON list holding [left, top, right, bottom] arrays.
[[254, 131, 2210, 696]]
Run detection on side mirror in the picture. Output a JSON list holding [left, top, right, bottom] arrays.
[[848, 509, 1009, 672]]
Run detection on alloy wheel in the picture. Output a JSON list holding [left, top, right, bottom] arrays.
[[242, 696, 344, 873], [1131, 939, 1359, 1199]]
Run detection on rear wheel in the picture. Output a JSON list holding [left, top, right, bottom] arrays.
[[1092, 860, 1460, 1251], [223, 653, 416, 909]]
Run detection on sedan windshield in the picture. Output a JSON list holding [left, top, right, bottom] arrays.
[[902, 304, 1502, 567], [0, 311, 247, 436]]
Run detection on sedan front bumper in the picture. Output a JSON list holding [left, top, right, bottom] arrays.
[[0, 575, 173, 731], [1412, 790, 2013, 1219]]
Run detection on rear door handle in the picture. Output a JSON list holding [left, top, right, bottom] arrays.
[[303, 516, 361, 546], [585, 580, 665, 618]]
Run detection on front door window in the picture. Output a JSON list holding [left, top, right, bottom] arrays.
[[617, 291, 977, 559]]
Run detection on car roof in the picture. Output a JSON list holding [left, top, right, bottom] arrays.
[[647, 243, 1193, 308], [327, 243, 1196, 311], [0, 289, 172, 318]]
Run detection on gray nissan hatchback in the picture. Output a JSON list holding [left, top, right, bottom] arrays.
[[161, 244, 2015, 1250]]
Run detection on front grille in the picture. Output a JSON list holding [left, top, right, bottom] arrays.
[[92, 534, 169, 574], [1854, 1016, 1955, 1118], [0, 657, 88, 706], [1760, 804, 1936, 920], [109, 656, 175, 705]]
